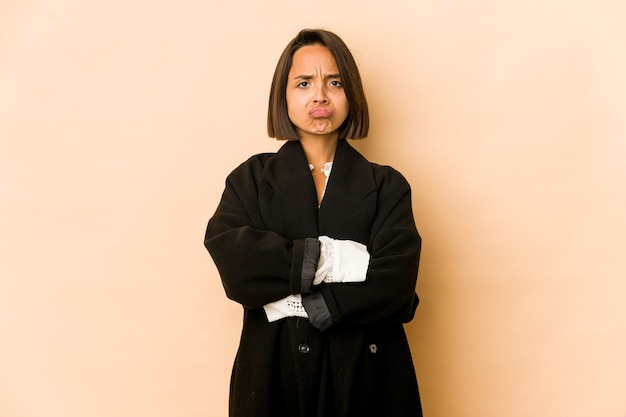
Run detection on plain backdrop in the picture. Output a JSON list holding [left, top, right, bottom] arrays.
[[1, 1, 625, 416]]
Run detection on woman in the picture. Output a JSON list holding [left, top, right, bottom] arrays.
[[204, 28, 423, 417]]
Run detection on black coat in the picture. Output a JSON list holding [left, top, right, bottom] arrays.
[[205, 139, 423, 417]]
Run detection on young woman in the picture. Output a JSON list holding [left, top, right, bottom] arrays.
[[204, 28, 423, 417]]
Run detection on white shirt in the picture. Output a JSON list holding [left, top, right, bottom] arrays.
[[309, 161, 333, 205]]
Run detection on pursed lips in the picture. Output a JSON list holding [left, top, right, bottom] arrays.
[[309, 107, 332, 118]]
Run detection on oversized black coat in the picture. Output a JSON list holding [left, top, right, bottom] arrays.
[[205, 139, 423, 417]]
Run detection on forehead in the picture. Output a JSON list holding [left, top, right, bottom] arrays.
[[289, 44, 339, 74]]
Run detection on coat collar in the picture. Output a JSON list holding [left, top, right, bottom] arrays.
[[322, 139, 376, 203], [319, 140, 376, 240], [259, 139, 377, 240], [260, 139, 376, 201], [260, 139, 313, 190]]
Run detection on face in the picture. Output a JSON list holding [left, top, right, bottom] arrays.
[[286, 44, 349, 141]]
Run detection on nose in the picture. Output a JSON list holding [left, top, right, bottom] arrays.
[[312, 83, 328, 104]]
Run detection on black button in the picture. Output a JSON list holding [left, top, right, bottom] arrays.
[[298, 343, 310, 354]]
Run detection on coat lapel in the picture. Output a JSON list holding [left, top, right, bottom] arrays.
[[259, 140, 320, 240], [258, 139, 377, 245], [318, 140, 377, 244]]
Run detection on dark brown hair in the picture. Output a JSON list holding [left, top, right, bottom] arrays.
[[267, 29, 369, 140]]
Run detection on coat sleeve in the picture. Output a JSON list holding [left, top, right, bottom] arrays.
[[204, 157, 319, 309], [311, 167, 421, 327]]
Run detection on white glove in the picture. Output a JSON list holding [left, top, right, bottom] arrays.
[[313, 236, 370, 285], [263, 294, 308, 322]]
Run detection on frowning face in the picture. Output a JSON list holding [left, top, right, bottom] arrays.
[[286, 44, 349, 142]]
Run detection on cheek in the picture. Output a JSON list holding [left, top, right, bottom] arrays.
[[335, 92, 348, 110], [286, 94, 303, 114], [285, 96, 296, 118], [337, 96, 349, 118], [286, 101, 298, 121]]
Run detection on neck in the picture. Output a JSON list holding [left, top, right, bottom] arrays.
[[299, 134, 339, 168]]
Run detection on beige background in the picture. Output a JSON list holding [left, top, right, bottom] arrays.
[[1, 0, 625, 416]]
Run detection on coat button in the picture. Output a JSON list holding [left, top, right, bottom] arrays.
[[298, 343, 310, 354]]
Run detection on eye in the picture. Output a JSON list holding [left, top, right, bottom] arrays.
[[297, 81, 310, 88], [330, 80, 343, 87]]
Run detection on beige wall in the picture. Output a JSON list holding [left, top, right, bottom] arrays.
[[1, 1, 625, 416]]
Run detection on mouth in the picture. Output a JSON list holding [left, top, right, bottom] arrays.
[[309, 107, 332, 118]]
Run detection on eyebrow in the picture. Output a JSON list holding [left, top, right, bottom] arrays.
[[293, 73, 342, 80]]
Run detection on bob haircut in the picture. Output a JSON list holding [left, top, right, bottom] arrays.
[[267, 29, 369, 140]]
